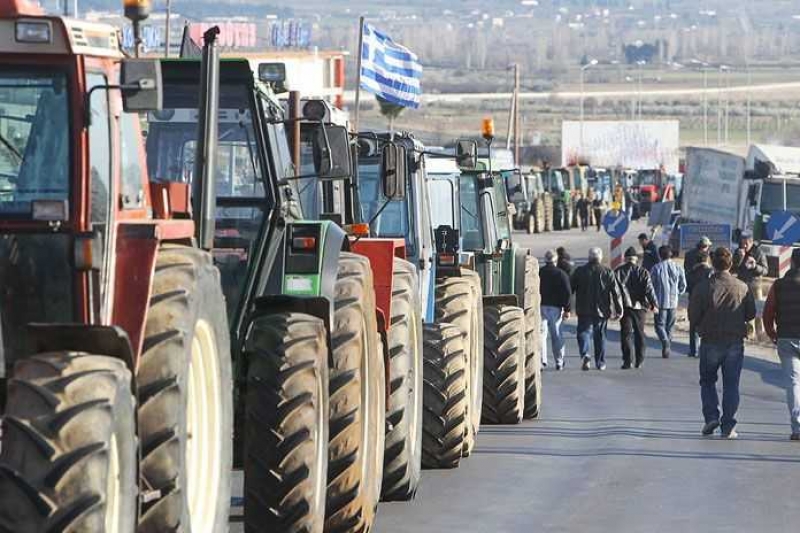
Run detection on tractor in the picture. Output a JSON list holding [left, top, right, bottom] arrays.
[[0, 4, 233, 532], [430, 124, 543, 424], [145, 60, 389, 533]]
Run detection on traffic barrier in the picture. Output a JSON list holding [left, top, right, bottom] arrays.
[[610, 237, 624, 269], [779, 246, 793, 278]]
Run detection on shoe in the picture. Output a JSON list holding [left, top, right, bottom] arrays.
[[621, 363, 632, 370], [542, 361, 549, 369], [635, 361, 644, 369], [581, 358, 591, 371], [702, 420, 721, 436], [791, 433, 800, 441], [556, 363, 564, 371], [598, 363, 607, 371], [721, 428, 739, 440]]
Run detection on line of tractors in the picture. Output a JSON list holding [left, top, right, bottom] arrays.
[[0, 3, 542, 532]]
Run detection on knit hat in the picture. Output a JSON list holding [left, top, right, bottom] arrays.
[[624, 246, 638, 258]]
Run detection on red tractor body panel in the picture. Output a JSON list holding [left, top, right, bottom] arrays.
[[350, 238, 406, 332]]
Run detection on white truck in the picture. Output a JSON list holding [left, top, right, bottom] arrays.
[[681, 145, 800, 276]]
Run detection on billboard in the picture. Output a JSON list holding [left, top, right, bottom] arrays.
[[561, 120, 680, 174]]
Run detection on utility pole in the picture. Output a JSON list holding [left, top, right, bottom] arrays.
[[703, 68, 709, 146], [746, 64, 752, 146], [724, 67, 731, 145], [164, 0, 172, 57], [514, 64, 521, 167]]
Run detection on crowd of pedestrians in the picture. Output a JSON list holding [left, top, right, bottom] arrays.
[[539, 234, 800, 441]]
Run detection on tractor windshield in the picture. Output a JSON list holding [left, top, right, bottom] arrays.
[[0, 69, 69, 217], [459, 174, 485, 251], [358, 158, 416, 257]]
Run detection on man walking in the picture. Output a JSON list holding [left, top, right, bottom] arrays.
[[650, 246, 687, 358], [684, 236, 712, 274], [638, 233, 660, 271], [762, 249, 800, 441], [689, 248, 756, 439], [577, 194, 590, 231], [734, 232, 768, 298], [540, 250, 572, 370], [615, 247, 659, 369], [571, 247, 625, 371], [556, 247, 574, 277], [687, 250, 713, 358]]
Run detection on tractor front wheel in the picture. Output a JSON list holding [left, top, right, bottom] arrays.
[[482, 305, 527, 425]]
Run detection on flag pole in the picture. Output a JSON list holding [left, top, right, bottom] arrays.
[[353, 16, 365, 134]]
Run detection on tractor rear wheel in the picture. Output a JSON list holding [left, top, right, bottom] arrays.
[[244, 313, 329, 533], [381, 258, 423, 502], [516, 254, 543, 419], [482, 305, 526, 425], [434, 270, 482, 458], [421, 323, 468, 469], [526, 213, 535, 234], [0, 352, 137, 532], [137, 245, 233, 533], [325, 252, 386, 533]]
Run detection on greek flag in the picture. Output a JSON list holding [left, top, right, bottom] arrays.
[[360, 23, 422, 109]]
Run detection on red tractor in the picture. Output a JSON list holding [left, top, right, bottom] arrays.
[[0, 3, 232, 531]]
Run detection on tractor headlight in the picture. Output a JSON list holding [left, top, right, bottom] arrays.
[[16, 21, 53, 44]]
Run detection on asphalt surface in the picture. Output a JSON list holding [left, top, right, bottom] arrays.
[[232, 222, 800, 532]]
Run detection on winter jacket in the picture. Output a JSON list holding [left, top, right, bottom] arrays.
[[683, 246, 705, 278], [540, 263, 572, 311], [689, 271, 757, 343], [687, 262, 714, 295], [571, 261, 624, 319], [642, 241, 660, 271], [764, 269, 800, 340], [733, 245, 769, 284], [651, 259, 687, 310], [557, 256, 575, 278], [615, 261, 658, 310]]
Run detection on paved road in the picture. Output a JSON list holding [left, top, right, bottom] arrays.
[[232, 224, 800, 532]]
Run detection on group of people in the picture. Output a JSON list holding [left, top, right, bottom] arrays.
[[539, 233, 800, 441], [575, 192, 605, 232]]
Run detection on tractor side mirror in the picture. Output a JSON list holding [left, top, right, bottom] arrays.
[[258, 62, 287, 93], [324, 125, 352, 179], [455, 139, 478, 170], [381, 144, 407, 200], [121, 59, 163, 112]]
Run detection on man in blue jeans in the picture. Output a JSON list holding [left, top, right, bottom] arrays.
[[651, 245, 687, 358], [763, 248, 800, 441], [571, 247, 624, 371], [540, 250, 572, 370], [689, 248, 756, 439]]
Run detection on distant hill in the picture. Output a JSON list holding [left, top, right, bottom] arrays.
[[51, 0, 294, 18]]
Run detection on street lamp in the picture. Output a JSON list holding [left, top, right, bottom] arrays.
[[691, 59, 710, 146], [717, 64, 729, 147], [580, 58, 599, 152]]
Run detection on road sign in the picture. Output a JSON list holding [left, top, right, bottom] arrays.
[[766, 210, 800, 246], [648, 201, 675, 228], [603, 210, 630, 239], [679, 223, 732, 252]]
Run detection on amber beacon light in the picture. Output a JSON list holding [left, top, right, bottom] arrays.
[[123, 0, 151, 22], [482, 117, 495, 142]]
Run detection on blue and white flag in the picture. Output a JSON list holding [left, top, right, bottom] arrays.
[[360, 23, 422, 109]]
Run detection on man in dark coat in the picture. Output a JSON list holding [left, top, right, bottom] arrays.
[[687, 250, 714, 357], [638, 232, 660, 271], [684, 236, 712, 275], [733, 232, 769, 297], [615, 247, 659, 369], [571, 247, 625, 371], [556, 247, 574, 277], [540, 250, 572, 370]]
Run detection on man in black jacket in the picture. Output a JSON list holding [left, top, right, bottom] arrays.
[[571, 247, 625, 371], [540, 250, 572, 370], [615, 247, 658, 369], [684, 236, 712, 275], [638, 233, 660, 271], [687, 250, 714, 357]]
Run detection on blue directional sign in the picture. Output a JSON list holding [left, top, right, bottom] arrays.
[[766, 210, 800, 246], [603, 210, 630, 239]]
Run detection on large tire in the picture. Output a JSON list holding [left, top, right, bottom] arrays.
[[525, 213, 535, 234], [434, 270, 483, 458], [482, 305, 526, 425], [325, 252, 385, 533], [381, 258, 423, 502], [515, 254, 543, 420], [0, 353, 137, 532], [137, 245, 233, 533], [544, 195, 554, 232], [421, 324, 468, 469], [244, 313, 329, 533]]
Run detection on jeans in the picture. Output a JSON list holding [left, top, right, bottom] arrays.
[[540, 306, 566, 367], [577, 315, 608, 367], [654, 308, 677, 348], [689, 323, 701, 357], [699, 341, 745, 432], [621, 308, 647, 366], [777, 339, 800, 435]]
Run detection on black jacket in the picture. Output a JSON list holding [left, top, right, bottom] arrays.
[[540, 263, 572, 311], [733, 245, 769, 284], [615, 261, 657, 310], [571, 261, 624, 319], [557, 256, 575, 278], [773, 270, 800, 339], [683, 247, 704, 277], [642, 241, 660, 271], [688, 262, 713, 294]]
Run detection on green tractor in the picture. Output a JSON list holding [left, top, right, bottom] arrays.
[[428, 137, 543, 424], [145, 57, 386, 533], [505, 167, 552, 234]]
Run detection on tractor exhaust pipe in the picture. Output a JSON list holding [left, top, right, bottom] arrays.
[[194, 26, 221, 251]]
